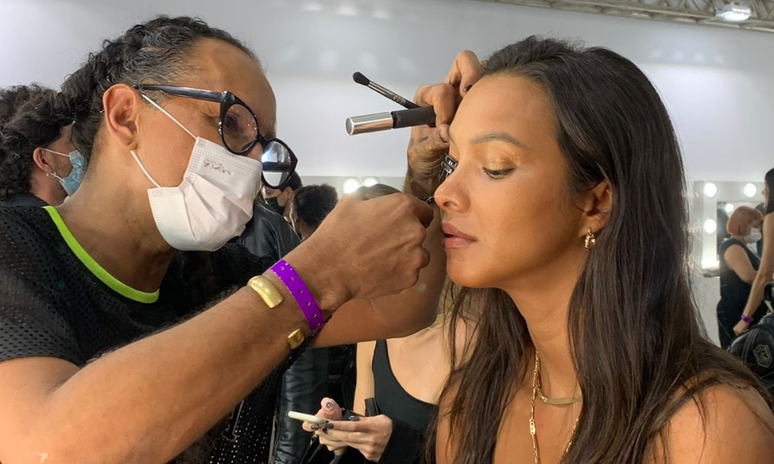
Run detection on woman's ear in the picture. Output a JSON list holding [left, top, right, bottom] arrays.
[[579, 181, 613, 237], [101, 84, 142, 151]]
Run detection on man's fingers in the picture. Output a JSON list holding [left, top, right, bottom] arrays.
[[414, 84, 456, 126], [407, 125, 450, 168], [445, 50, 484, 97], [408, 197, 435, 229]]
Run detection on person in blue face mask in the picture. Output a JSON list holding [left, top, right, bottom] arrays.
[[0, 84, 83, 207]]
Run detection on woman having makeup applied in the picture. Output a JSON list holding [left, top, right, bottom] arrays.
[[412, 37, 774, 463]]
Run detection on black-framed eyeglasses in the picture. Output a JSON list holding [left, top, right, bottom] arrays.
[[133, 84, 297, 189]]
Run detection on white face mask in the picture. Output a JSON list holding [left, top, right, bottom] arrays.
[[745, 227, 763, 244], [130, 94, 263, 252]]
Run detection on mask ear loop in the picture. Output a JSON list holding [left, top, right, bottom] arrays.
[[46, 170, 64, 181], [43, 148, 71, 158], [139, 93, 197, 140], [129, 150, 162, 189], [41, 149, 70, 183], [130, 92, 198, 189]]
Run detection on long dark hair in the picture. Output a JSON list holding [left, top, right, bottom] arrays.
[[428, 37, 772, 463]]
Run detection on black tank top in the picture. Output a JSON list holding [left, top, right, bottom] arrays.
[[718, 238, 767, 318], [372, 340, 435, 434]]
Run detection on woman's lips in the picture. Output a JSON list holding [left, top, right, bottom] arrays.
[[441, 222, 476, 249]]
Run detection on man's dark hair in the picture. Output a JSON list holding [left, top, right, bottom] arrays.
[[293, 184, 338, 230], [59, 15, 256, 163]]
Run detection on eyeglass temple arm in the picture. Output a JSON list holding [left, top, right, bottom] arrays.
[[134, 85, 225, 104]]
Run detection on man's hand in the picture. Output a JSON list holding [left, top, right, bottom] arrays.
[[406, 50, 484, 198], [287, 191, 434, 311]]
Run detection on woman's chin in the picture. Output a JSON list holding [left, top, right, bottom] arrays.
[[446, 260, 490, 289]]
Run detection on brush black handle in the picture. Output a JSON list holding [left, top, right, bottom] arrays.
[[392, 106, 436, 129]]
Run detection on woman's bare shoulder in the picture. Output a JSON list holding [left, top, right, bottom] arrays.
[[655, 385, 774, 463]]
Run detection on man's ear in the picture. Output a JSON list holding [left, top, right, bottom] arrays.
[[578, 181, 613, 237], [101, 84, 143, 151]]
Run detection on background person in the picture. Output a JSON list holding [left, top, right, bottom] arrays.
[[273, 183, 350, 464], [306, 183, 478, 464], [290, 184, 338, 241], [717, 206, 766, 348], [0, 84, 83, 207], [736, 167, 774, 336], [264, 171, 302, 224]]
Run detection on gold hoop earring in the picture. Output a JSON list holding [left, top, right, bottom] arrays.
[[584, 228, 596, 251]]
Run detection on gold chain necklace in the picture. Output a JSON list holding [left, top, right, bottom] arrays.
[[530, 352, 579, 464], [537, 375, 583, 405]]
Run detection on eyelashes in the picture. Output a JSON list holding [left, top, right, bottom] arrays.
[[484, 168, 514, 179]]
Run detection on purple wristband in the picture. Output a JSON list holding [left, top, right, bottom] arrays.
[[740, 314, 753, 324], [270, 260, 325, 335]]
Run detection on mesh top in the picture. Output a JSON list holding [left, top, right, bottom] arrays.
[[0, 206, 291, 463]]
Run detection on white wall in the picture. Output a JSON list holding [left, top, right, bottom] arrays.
[[2, 0, 772, 181], [2, 0, 772, 342]]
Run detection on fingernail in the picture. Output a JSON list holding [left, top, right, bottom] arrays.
[[311, 424, 319, 431], [464, 84, 473, 93], [325, 401, 334, 410], [324, 423, 335, 430], [349, 415, 361, 422]]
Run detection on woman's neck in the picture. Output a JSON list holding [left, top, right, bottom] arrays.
[[56, 177, 176, 293], [527, 312, 579, 398], [504, 251, 586, 399]]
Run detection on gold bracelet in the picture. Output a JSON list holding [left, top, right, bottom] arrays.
[[247, 276, 283, 309], [287, 329, 305, 350], [247, 276, 306, 350]]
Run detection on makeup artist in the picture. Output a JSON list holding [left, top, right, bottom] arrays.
[[0, 16, 477, 464]]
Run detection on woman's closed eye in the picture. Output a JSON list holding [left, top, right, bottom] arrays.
[[483, 167, 515, 179]]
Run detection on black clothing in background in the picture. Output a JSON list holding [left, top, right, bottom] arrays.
[[717, 238, 768, 349]]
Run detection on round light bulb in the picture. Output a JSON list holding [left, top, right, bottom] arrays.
[[723, 203, 735, 214], [703, 182, 717, 198], [703, 218, 717, 234], [743, 183, 757, 198], [343, 178, 362, 194], [363, 177, 379, 187]]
